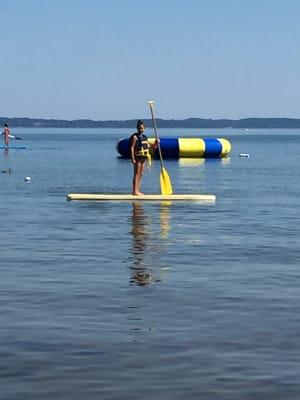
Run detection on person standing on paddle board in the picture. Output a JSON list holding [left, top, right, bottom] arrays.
[[130, 120, 158, 196], [2, 124, 10, 147], [1, 123, 21, 147]]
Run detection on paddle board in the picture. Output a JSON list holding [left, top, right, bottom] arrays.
[[67, 193, 216, 203], [0, 145, 27, 149]]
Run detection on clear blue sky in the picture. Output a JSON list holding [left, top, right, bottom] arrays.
[[2, 0, 300, 120]]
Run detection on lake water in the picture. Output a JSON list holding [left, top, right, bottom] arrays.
[[1, 128, 300, 399]]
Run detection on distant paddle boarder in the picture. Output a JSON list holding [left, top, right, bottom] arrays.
[[2, 124, 10, 147], [130, 120, 158, 196], [1, 123, 21, 147]]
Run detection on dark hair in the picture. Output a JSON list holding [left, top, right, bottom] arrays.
[[136, 120, 144, 130], [4, 124, 8, 128]]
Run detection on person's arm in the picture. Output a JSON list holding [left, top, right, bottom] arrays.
[[130, 135, 137, 163]]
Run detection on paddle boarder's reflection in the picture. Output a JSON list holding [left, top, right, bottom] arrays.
[[159, 203, 171, 239], [130, 202, 152, 286], [130, 202, 171, 287]]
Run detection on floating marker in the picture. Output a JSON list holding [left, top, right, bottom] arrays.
[[239, 153, 249, 158], [24, 176, 32, 182]]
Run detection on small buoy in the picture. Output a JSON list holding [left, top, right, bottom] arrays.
[[239, 153, 249, 158], [24, 176, 32, 182]]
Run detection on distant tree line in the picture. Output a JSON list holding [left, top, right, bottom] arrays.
[[1, 117, 300, 128]]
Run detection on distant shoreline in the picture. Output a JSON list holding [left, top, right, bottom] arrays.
[[1, 117, 300, 129]]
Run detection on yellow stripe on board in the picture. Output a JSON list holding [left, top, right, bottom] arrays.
[[218, 138, 231, 157], [178, 138, 205, 158]]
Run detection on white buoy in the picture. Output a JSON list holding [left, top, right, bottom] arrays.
[[24, 176, 32, 182], [239, 153, 250, 158]]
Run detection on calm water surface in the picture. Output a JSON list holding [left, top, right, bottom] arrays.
[[1, 128, 300, 399]]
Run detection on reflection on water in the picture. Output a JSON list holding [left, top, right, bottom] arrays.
[[129, 202, 171, 286], [130, 202, 152, 286], [159, 203, 171, 239], [220, 156, 231, 166], [178, 158, 205, 167], [178, 157, 231, 168]]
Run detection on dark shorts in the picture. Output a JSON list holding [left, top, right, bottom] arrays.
[[135, 156, 147, 162]]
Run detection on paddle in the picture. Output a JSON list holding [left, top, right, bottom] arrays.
[[2, 133, 22, 140], [148, 100, 173, 195], [9, 134, 22, 140]]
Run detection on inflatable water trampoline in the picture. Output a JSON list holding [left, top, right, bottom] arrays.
[[116, 137, 231, 159]]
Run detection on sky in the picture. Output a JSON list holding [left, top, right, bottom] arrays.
[[1, 0, 300, 120]]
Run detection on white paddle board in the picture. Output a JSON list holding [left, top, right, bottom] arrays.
[[67, 193, 216, 203]]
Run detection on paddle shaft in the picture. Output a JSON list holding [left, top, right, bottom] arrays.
[[148, 100, 173, 195], [148, 103, 165, 170], [2, 133, 22, 140]]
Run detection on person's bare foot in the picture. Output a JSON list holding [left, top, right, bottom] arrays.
[[132, 192, 144, 196]]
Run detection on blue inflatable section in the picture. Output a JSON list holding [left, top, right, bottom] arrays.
[[116, 139, 130, 156], [117, 138, 179, 159], [160, 138, 179, 158], [203, 138, 223, 158]]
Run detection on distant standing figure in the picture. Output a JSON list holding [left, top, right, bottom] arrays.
[[130, 120, 158, 196], [2, 124, 10, 147], [1, 123, 21, 146]]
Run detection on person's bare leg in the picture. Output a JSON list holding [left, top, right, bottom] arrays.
[[133, 162, 144, 195], [136, 162, 145, 195], [132, 163, 139, 195]]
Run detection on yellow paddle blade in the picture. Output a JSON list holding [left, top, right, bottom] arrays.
[[160, 168, 173, 195]]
